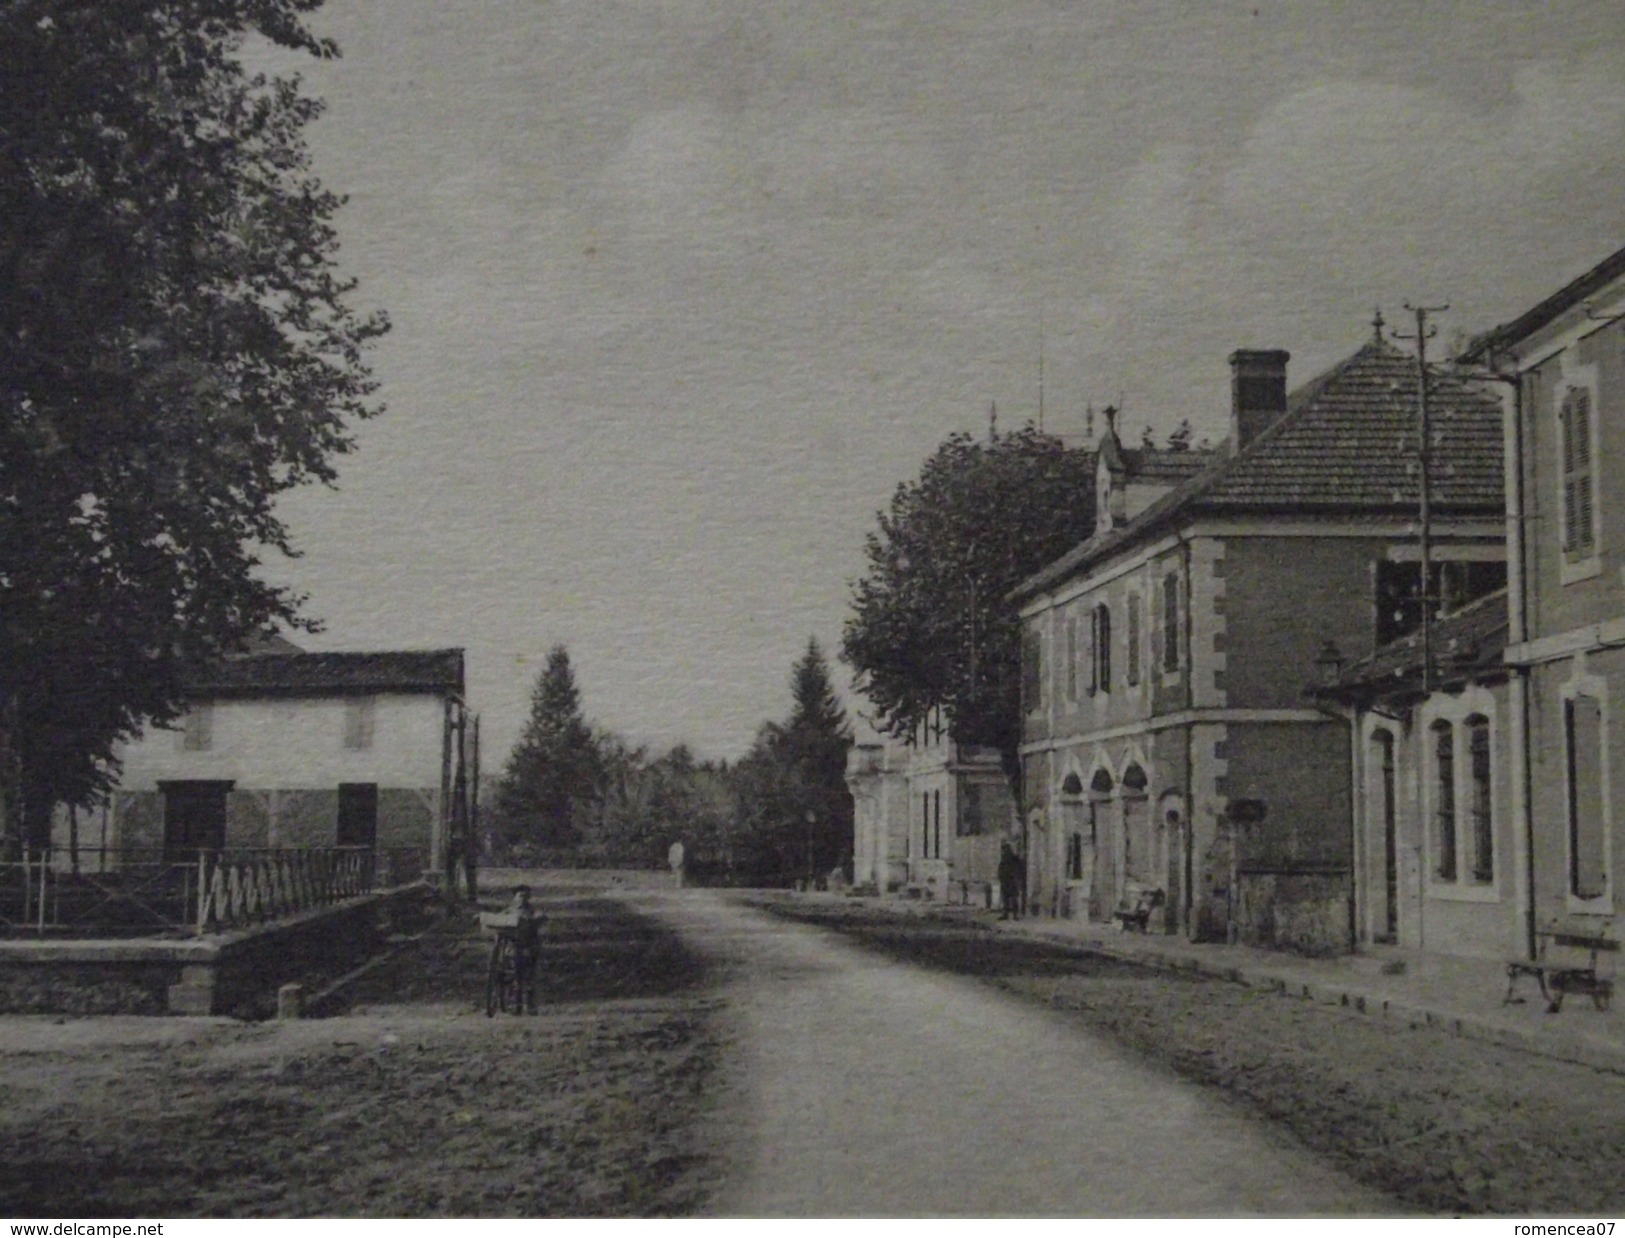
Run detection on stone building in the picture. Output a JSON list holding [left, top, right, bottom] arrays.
[[1459, 242, 1625, 952], [1012, 329, 1505, 952], [847, 707, 1016, 903]]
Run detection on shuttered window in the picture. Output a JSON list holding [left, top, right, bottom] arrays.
[[1162, 571, 1181, 671], [1022, 629, 1041, 712], [344, 696, 376, 750], [1561, 387, 1596, 560], [1126, 594, 1142, 686], [1467, 716, 1493, 885], [181, 704, 214, 752], [1433, 721, 1457, 881], [1094, 603, 1112, 693], [1066, 617, 1078, 702], [1566, 695, 1608, 900], [1085, 606, 1098, 696]]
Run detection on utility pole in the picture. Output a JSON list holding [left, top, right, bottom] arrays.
[[1394, 302, 1449, 694], [1037, 306, 1046, 433]]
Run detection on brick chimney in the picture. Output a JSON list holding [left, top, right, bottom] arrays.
[[1228, 349, 1290, 453]]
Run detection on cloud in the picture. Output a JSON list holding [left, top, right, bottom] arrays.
[[1056, 55, 1625, 434]]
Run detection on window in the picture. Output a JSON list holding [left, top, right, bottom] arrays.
[[1022, 628, 1042, 712], [1085, 608, 1097, 696], [1466, 716, 1493, 884], [337, 782, 379, 848], [1565, 695, 1607, 900], [1432, 721, 1456, 881], [344, 696, 376, 750], [1093, 603, 1112, 693], [1560, 386, 1596, 561], [932, 790, 942, 858], [1065, 618, 1078, 702], [959, 784, 983, 837], [1373, 729, 1398, 939], [1162, 571, 1180, 671], [1066, 832, 1084, 881], [1126, 594, 1142, 686], [1375, 559, 1507, 646], [180, 704, 214, 752], [921, 792, 929, 858]]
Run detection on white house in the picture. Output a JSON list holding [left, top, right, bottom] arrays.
[[69, 642, 471, 872]]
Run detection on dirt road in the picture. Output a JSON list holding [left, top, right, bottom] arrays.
[[640, 890, 1392, 1218]]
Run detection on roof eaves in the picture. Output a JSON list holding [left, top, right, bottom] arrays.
[[1459, 242, 1625, 363]]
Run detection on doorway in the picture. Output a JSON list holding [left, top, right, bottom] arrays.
[[337, 783, 380, 849], [160, 781, 232, 860]]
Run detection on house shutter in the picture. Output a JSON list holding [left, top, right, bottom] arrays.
[[1066, 617, 1078, 701], [1562, 388, 1595, 556], [1097, 604, 1112, 692], [1163, 570, 1181, 670], [1085, 607, 1098, 696], [1126, 594, 1141, 686], [1567, 695, 1607, 900], [1150, 579, 1163, 670]]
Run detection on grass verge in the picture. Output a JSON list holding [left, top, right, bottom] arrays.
[[0, 895, 724, 1218]]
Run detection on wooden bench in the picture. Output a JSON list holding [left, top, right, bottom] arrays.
[[1113, 886, 1165, 933], [1504, 920, 1616, 1013]]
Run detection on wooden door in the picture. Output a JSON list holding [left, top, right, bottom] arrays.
[[337, 783, 379, 848], [161, 781, 232, 860]]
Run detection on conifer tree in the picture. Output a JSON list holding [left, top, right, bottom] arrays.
[[495, 646, 600, 855]]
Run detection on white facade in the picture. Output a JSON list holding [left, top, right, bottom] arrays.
[[119, 693, 446, 793], [57, 648, 469, 865]]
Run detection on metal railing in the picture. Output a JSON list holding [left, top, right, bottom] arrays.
[[0, 845, 427, 938]]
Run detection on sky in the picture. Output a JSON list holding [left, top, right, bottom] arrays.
[[260, 0, 1625, 765]]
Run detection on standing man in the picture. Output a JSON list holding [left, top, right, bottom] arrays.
[[997, 842, 1020, 920], [668, 839, 686, 889]]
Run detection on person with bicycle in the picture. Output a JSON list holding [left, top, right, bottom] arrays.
[[507, 884, 542, 1012]]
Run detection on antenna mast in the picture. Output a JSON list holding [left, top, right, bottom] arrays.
[[1037, 305, 1046, 433]]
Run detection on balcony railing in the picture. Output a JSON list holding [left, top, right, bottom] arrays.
[[0, 845, 427, 938]]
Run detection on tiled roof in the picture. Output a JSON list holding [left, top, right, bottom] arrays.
[[227, 632, 306, 657], [1460, 241, 1625, 363], [187, 648, 465, 698], [1119, 446, 1218, 483], [1325, 590, 1508, 701], [1013, 338, 1505, 601]]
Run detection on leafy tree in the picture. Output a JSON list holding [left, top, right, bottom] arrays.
[[495, 647, 600, 855], [0, 1, 387, 844], [842, 425, 1096, 779]]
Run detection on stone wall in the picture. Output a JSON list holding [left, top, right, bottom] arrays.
[[1233, 869, 1352, 956], [0, 885, 434, 1016]]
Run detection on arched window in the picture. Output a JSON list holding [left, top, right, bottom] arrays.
[[1060, 772, 1084, 798], [1121, 763, 1148, 795], [1432, 720, 1456, 881], [1466, 715, 1493, 884]]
